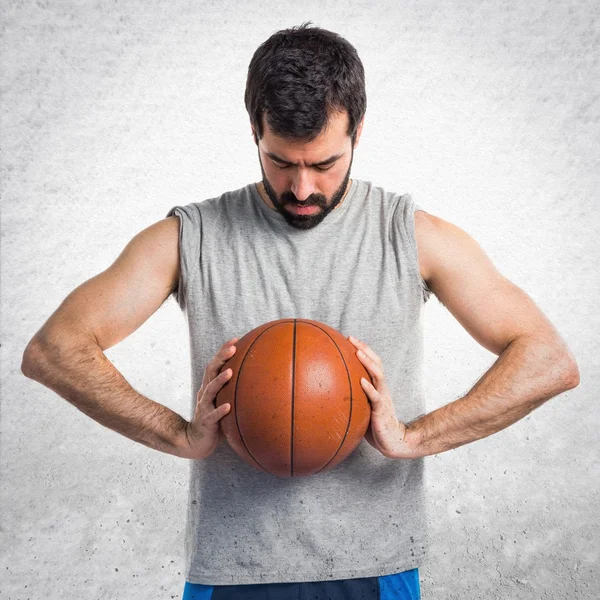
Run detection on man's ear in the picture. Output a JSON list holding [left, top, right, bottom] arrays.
[[251, 126, 258, 146], [353, 116, 365, 148]]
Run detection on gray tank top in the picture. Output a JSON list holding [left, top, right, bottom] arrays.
[[166, 179, 431, 585]]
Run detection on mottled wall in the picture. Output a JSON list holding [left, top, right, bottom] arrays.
[[2, 1, 598, 598]]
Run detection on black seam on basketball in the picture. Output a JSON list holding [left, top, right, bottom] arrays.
[[291, 319, 297, 478], [299, 321, 353, 474], [235, 321, 295, 475]]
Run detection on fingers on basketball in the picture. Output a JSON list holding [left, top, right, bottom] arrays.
[[199, 337, 238, 394], [202, 338, 238, 387], [198, 369, 232, 409], [201, 401, 231, 426]]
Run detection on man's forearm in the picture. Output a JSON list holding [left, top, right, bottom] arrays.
[[22, 333, 191, 458], [401, 334, 580, 459]]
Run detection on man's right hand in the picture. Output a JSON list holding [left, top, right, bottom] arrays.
[[183, 337, 239, 460]]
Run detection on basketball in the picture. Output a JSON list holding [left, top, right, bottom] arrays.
[[215, 318, 372, 477]]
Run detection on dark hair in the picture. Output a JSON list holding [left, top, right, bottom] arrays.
[[245, 22, 366, 144]]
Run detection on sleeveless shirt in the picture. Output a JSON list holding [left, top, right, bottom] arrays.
[[166, 179, 431, 585]]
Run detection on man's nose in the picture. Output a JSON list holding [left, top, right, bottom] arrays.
[[291, 168, 316, 202]]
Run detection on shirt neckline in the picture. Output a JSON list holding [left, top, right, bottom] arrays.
[[249, 179, 360, 229]]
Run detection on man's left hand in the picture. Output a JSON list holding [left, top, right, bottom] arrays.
[[348, 336, 411, 459]]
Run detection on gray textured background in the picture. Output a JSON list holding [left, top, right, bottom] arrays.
[[2, 1, 599, 598]]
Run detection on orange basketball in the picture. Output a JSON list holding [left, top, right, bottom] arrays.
[[215, 318, 372, 477]]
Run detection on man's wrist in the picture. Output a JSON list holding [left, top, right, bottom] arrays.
[[165, 416, 195, 459], [393, 423, 425, 459]]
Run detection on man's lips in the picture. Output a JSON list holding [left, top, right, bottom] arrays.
[[288, 204, 319, 215]]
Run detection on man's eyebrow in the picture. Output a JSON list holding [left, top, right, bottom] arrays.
[[265, 151, 344, 167]]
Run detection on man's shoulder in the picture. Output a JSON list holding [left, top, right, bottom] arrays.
[[355, 178, 403, 197], [200, 183, 254, 206], [414, 209, 471, 284], [172, 184, 255, 220], [354, 180, 417, 215]]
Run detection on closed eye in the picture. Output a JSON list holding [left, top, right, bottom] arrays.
[[273, 162, 334, 172]]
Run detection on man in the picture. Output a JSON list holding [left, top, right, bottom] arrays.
[[22, 23, 579, 600]]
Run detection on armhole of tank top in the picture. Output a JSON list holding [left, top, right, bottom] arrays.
[[173, 208, 188, 311], [167, 204, 202, 311], [402, 196, 433, 305]]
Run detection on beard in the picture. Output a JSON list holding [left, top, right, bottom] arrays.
[[258, 147, 354, 230]]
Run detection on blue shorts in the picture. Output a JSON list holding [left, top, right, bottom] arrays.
[[182, 568, 420, 599]]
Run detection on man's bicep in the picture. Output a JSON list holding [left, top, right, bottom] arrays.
[[33, 216, 181, 352], [415, 211, 555, 356]]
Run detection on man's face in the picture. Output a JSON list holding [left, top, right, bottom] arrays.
[[254, 111, 363, 230]]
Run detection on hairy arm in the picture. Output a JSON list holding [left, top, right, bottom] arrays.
[[21, 217, 193, 458], [398, 211, 580, 459]]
